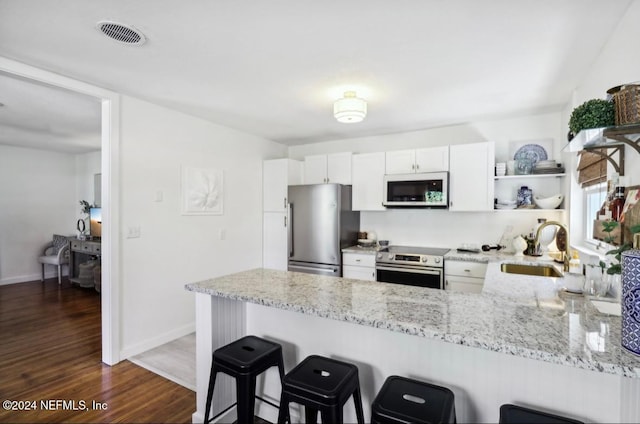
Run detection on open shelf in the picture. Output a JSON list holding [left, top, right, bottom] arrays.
[[495, 173, 565, 180], [493, 208, 566, 212]]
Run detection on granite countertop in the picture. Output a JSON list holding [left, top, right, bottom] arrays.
[[342, 245, 380, 254], [185, 267, 640, 378]]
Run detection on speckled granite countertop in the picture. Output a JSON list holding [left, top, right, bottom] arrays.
[[185, 267, 640, 378], [341, 245, 380, 254]]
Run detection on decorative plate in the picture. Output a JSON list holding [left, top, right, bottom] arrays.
[[513, 143, 548, 165]]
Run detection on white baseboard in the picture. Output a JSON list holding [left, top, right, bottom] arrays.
[[0, 269, 69, 286], [120, 322, 195, 359]]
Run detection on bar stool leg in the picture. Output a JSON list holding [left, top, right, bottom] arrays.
[[352, 386, 365, 424], [236, 374, 257, 424], [305, 406, 319, 424], [321, 407, 342, 424], [277, 394, 290, 424], [204, 364, 219, 424]]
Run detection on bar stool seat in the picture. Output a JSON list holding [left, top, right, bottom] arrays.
[[277, 355, 365, 424], [204, 335, 286, 424], [499, 404, 584, 424], [371, 375, 456, 424]]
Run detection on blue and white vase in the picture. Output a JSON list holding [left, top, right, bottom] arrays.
[[622, 249, 640, 355]]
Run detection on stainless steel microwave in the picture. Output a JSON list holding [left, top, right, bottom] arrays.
[[382, 172, 449, 208]]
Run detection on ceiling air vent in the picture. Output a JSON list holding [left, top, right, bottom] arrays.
[[96, 20, 147, 46]]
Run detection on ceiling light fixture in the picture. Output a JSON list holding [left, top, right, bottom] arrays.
[[333, 91, 367, 123]]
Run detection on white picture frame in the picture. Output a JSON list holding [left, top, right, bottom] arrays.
[[181, 166, 223, 215]]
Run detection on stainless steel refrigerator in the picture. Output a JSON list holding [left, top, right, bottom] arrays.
[[287, 184, 360, 276]]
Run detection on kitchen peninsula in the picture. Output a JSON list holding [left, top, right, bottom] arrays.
[[185, 267, 640, 423]]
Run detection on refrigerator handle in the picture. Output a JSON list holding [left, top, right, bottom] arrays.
[[288, 203, 293, 258]]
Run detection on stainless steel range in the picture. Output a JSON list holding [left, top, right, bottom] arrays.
[[375, 245, 450, 289]]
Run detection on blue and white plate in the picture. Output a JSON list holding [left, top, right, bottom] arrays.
[[513, 143, 548, 165]]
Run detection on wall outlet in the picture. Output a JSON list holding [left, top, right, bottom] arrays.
[[127, 226, 141, 239], [219, 229, 226, 240]]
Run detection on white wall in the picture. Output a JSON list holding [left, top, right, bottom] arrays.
[[564, 0, 640, 186], [118, 95, 286, 358], [562, 1, 640, 247], [0, 145, 76, 284], [289, 112, 567, 247]]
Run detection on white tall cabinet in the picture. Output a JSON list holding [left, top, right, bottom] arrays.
[[351, 152, 386, 211], [303, 152, 352, 184], [449, 141, 494, 211], [263, 159, 302, 270]]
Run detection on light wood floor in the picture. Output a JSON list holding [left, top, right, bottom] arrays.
[[0, 278, 195, 423], [130, 333, 196, 391]]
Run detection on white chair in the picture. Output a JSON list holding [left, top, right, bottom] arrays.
[[37, 234, 70, 285]]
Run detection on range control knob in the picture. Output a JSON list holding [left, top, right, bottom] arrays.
[[376, 253, 383, 260], [388, 254, 394, 260], [421, 257, 428, 263], [435, 257, 441, 264]]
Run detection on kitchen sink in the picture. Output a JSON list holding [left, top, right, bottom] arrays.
[[500, 263, 563, 278]]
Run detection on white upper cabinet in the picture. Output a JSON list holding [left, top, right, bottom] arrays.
[[449, 141, 495, 211], [263, 158, 302, 212], [352, 152, 386, 211], [385, 146, 449, 174], [385, 149, 416, 174], [304, 152, 352, 184], [415, 146, 449, 172]]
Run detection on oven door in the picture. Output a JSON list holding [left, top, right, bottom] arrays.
[[376, 264, 443, 289]]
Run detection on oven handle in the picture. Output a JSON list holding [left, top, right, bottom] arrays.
[[375, 265, 442, 276]]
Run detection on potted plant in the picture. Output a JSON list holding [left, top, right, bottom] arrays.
[[598, 221, 640, 299], [568, 99, 615, 139]]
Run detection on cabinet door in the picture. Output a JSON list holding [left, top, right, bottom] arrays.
[[449, 142, 494, 211], [415, 146, 449, 172], [343, 265, 376, 281], [444, 275, 484, 293], [263, 212, 288, 271], [304, 155, 328, 184], [327, 152, 352, 184], [352, 152, 386, 211], [264, 159, 288, 212], [385, 150, 416, 174], [264, 159, 302, 211]]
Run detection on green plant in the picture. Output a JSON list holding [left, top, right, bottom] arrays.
[[568, 99, 615, 134], [600, 222, 640, 275], [79, 200, 96, 216]]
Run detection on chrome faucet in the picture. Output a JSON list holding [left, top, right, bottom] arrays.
[[534, 220, 570, 271]]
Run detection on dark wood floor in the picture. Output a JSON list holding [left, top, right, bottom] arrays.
[[0, 278, 195, 423]]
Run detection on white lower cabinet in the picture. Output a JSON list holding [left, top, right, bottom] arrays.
[[342, 252, 376, 281], [263, 212, 288, 271], [445, 260, 487, 293]]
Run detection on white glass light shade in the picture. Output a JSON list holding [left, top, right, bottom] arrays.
[[333, 91, 367, 123]]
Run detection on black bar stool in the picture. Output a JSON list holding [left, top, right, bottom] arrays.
[[499, 404, 583, 424], [204, 335, 286, 424], [277, 355, 365, 424], [371, 375, 456, 424]]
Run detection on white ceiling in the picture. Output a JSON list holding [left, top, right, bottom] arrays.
[[0, 0, 633, 152], [0, 72, 101, 153]]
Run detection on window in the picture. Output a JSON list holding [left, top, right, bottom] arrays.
[[584, 182, 607, 244]]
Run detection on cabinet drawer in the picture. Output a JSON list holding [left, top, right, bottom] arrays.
[[445, 275, 484, 293], [342, 253, 376, 267], [70, 240, 82, 250], [343, 265, 376, 281], [445, 261, 487, 278]]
